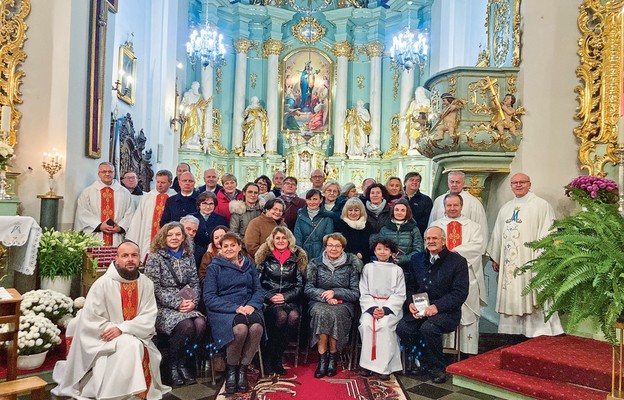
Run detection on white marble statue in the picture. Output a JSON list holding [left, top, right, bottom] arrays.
[[241, 96, 268, 156], [405, 86, 431, 149]]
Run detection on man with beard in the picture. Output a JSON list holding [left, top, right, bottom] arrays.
[[52, 241, 170, 399]]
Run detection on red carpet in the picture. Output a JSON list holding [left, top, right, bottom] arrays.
[[447, 335, 612, 400], [0, 334, 66, 380], [212, 362, 408, 400]]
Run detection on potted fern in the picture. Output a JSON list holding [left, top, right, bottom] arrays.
[[516, 176, 623, 345]]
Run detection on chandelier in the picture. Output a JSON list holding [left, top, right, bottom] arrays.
[[285, 0, 332, 15], [390, 1, 428, 73], [186, 9, 226, 69]]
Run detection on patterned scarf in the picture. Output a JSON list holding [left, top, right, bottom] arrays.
[[322, 250, 347, 272], [366, 199, 387, 216]]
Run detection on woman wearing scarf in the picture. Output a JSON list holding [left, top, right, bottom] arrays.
[[335, 197, 373, 264], [256, 226, 307, 375], [215, 173, 243, 223], [305, 233, 362, 378], [322, 180, 346, 220], [230, 182, 263, 239], [294, 189, 334, 260], [364, 183, 391, 233], [244, 198, 287, 259], [145, 222, 206, 387]]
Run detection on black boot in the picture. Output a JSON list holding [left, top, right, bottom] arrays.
[[168, 365, 184, 386], [326, 352, 338, 377], [237, 364, 249, 392], [264, 352, 275, 375], [273, 355, 286, 376], [314, 352, 329, 378], [225, 364, 237, 394], [178, 360, 197, 385]]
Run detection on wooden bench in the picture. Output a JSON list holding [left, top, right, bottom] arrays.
[[0, 376, 48, 400]]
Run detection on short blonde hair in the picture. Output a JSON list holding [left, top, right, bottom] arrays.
[[323, 232, 347, 248], [340, 197, 366, 219], [222, 173, 237, 185], [322, 180, 341, 194]]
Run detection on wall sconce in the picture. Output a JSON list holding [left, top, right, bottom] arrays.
[[112, 69, 133, 97], [170, 105, 189, 131]]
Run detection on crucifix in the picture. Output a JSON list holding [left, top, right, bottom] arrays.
[[482, 76, 505, 121]]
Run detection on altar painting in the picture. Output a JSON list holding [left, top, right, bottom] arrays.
[[281, 49, 333, 133]]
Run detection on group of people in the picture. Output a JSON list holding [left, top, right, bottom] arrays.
[[56, 161, 562, 398]]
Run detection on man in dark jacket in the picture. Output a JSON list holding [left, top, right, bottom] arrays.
[[396, 226, 468, 384], [278, 176, 306, 231], [404, 171, 433, 237], [160, 171, 199, 226]]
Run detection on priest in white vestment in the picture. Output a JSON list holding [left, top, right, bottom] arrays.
[[430, 193, 485, 354], [487, 173, 564, 337], [52, 241, 170, 400], [126, 170, 176, 260], [74, 162, 135, 247], [428, 171, 489, 244], [358, 237, 406, 378]]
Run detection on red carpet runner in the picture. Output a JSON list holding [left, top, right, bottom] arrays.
[[212, 363, 408, 400], [447, 335, 613, 400]]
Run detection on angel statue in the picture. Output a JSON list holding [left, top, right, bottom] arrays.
[[241, 96, 268, 156], [344, 99, 372, 157], [491, 93, 525, 136], [432, 93, 466, 140]]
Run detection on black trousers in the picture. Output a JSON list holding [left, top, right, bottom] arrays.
[[396, 314, 457, 372]]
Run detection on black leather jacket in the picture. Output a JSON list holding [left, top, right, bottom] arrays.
[[256, 243, 308, 305]]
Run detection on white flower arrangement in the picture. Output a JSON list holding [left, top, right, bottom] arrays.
[[0, 141, 14, 169], [21, 289, 73, 324], [0, 314, 61, 355], [73, 296, 86, 310]]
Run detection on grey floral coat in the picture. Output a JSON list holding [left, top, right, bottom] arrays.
[[145, 249, 204, 335]]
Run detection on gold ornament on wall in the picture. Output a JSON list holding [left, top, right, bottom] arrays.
[[250, 73, 257, 89], [262, 38, 285, 57], [357, 75, 365, 89], [392, 71, 400, 100], [208, 108, 227, 154], [0, 0, 31, 146], [364, 41, 385, 58], [292, 17, 326, 45], [332, 41, 354, 60], [234, 39, 255, 54], [216, 67, 223, 94], [575, 0, 624, 176]]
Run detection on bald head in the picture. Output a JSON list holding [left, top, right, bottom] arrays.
[[510, 173, 531, 198], [179, 171, 196, 195], [116, 241, 140, 280]]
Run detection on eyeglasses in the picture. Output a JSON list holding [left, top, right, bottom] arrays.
[[200, 202, 215, 207], [326, 244, 343, 249], [284, 181, 296, 186], [311, 175, 324, 179], [511, 181, 530, 185]]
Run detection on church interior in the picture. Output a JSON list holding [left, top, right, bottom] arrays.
[[1, 0, 623, 399]]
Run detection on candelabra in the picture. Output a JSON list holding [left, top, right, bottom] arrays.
[[42, 151, 63, 197]]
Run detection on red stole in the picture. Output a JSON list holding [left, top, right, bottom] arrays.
[[446, 220, 462, 251], [100, 187, 115, 246], [151, 194, 168, 243], [121, 281, 151, 398]]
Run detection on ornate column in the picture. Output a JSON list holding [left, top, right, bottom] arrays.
[[366, 41, 384, 152], [332, 41, 353, 155], [232, 39, 254, 151], [263, 39, 284, 154], [200, 66, 214, 145], [399, 69, 415, 150]]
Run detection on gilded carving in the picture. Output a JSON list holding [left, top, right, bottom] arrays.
[[216, 67, 223, 94], [292, 17, 326, 45], [234, 39, 255, 54], [511, 0, 522, 67], [365, 41, 385, 58], [351, 169, 365, 184], [357, 75, 365, 89], [209, 108, 227, 154], [575, 0, 624, 176], [263, 38, 285, 56], [0, 0, 31, 146], [468, 79, 498, 115], [383, 113, 401, 158], [392, 71, 400, 100], [506, 75, 517, 94], [332, 42, 354, 59], [467, 175, 484, 201], [488, 0, 511, 66], [246, 166, 259, 183], [188, 159, 202, 181], [448, 76, 457, 96]]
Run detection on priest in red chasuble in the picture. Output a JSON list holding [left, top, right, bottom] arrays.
[[429, 193, 485, 355], [52, 241, 170, 399], [75, 162, 135, 246]]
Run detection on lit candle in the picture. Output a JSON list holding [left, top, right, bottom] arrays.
[[618, 116, 624, 144], [43, 152, 48, 163], [1, 106, 10, 132]]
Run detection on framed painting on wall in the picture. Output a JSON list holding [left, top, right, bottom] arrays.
[[281, 49, 333, 133], [117, 45, 136, 105]]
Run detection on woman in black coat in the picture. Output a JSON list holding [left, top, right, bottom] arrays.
[[335, 197, 373, 264], [255, 226, 308, 375], [363, 183, 391, 233]]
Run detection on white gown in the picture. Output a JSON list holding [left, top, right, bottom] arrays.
[[52, 264, 170, 400], [74, 179, 135, 246], [358, 261, 405, 375], [487, 192, 564, 337], [430, 215, 485, 354]]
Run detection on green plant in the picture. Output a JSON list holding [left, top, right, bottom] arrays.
[[516, 181, 624, 345], [37, 228, 103, 278]]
